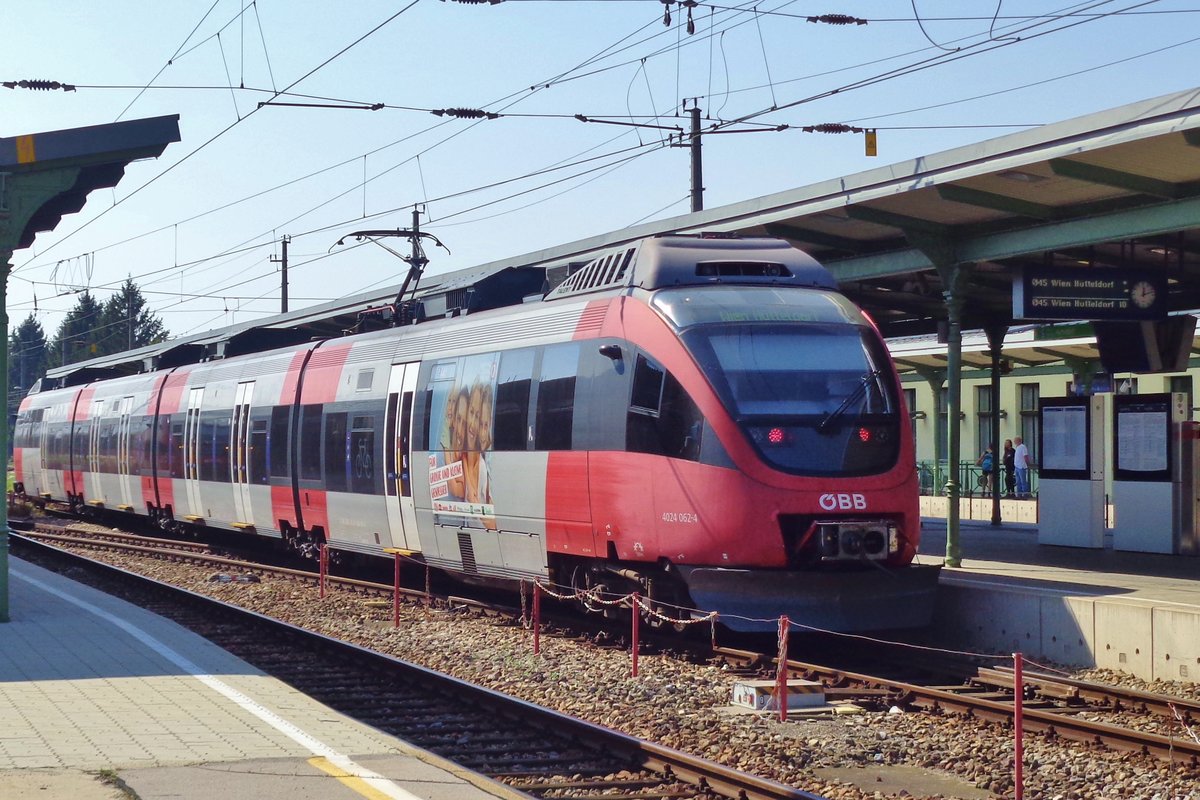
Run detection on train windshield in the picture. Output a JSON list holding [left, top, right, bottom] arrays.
[[653, 287, 901, 476]]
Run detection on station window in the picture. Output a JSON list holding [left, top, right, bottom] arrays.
[[903, 387, 917, 442], [935, 386, 947, 462], [1019, 383, 1039, 461], [975, 385, 994, 456]]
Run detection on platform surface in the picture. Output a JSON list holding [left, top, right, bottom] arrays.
[[0, 557, 520, 800]]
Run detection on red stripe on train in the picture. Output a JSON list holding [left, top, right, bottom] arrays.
[[272, 485, 298, 530], [571, 300, 611, 340], [279, 350, 310, 405], [299, 488, 329, 535], [13, 449, 22, 482], [298, 343, 353, 405], [544, 452, 594, 556]]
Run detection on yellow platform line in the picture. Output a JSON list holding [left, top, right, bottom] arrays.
[[307, 756, 419, 800]]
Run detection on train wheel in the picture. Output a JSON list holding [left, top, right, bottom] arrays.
[[569, 563, 613, 616]]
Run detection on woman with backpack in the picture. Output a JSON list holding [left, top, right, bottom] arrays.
[[976, 443, 995, 493]]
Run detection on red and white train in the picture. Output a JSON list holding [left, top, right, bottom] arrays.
[[13, 235, 939, 632]]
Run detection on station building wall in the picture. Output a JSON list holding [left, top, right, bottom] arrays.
[[898, 362, 1196, 476]]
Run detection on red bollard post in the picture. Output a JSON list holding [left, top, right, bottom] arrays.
[[1014, 652, 1024, 800], [631, 592, 641, 678], [392, 551, 401, 628], [319, 544, 327, 599], [532, 582, 542, 655], [777, 615, 790, 723]]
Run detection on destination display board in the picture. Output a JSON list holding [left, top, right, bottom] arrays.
[[1014, 266, 1166, 321]]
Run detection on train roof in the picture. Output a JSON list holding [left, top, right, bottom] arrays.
[[40, 234, 833, 390]]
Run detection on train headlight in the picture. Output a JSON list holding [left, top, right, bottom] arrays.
[[841, 528, 865, 556]]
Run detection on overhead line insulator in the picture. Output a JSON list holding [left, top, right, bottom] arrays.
[[806, 14, 868, 26], [2, 79, 76, 92], [432, 107, 500, 120], [803, 123, 864, 134]]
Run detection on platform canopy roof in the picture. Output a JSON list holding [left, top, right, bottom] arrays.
[[0, 115, 181, 250], [45, 88, 1200, 382]]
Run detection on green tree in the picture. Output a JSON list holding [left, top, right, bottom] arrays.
[[48, 290, 103, 368], [8, 314, 48, 404], [47, 281, 170, 367], [97, 278, 169, 355]]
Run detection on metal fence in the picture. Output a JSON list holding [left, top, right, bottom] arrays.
[[916, 460, 1038, 498]]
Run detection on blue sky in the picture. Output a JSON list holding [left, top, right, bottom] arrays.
[[5, 0, 1200, 341]]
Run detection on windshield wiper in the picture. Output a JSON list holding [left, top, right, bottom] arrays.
[[817, 369, 881, 434]]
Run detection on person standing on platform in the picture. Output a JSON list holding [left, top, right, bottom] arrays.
[[1002, 438, 1016, 498], [976, 443, 995, 492], [1014, 436, 1031, 498]]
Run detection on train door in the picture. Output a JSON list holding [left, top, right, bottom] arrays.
[[87, 398, 104, 503], [117, 396, 135, 510], [183, 387, 204, 516], [38, 407, 52, 494], [384, 362, 419, 551], [230, 381, 255, 526]]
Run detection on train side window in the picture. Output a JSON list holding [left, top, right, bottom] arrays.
[[299, 405, 323, 480], [169, 418, 184, 479], [658, 373, 704, 461], [494, 348, 534, 451], [534, 343, 579, 451], [627, 356, 703, 461], [269, 407, 290, 478], [213, 415, 231, 482], [249, 418, 268, 483], [630, 355, 665, 412], [350, 414, 375, 494], [324, 412, 349, 492], [199, 416, 217, 481]]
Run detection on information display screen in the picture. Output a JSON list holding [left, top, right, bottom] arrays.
[[1113, 393, 1172, 482], [1038, 397, 1092, 479]]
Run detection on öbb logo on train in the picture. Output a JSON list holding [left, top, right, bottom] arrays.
[[818, 493, 867, 511]]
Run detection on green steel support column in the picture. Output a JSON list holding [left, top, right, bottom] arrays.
[[985, 322, 1008, 526], [0, 248, 8, 622], [905, 232, 973, 567], [0, 169, 79, 622], [942, 287, 965, 567]]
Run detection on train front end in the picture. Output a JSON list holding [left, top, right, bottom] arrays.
[[619, 236, 939, 633]]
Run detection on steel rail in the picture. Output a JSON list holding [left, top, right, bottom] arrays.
[[12, 532, 827, 800]]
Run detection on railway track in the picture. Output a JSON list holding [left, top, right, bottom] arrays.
[[11, 532, 826, 800], [15, 522, 1200, 768], [713, 648, 1200, 764]]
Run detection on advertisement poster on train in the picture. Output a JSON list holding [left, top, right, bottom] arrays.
[[427, 353, 498, 530]]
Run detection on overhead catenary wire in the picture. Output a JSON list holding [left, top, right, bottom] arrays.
[[14, 0, 426, 271], [10, 0, 1180, 334]]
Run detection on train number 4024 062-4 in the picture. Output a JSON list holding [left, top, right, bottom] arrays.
[[661, 511, 699, 524]]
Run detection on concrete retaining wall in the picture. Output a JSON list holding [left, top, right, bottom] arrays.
[[936, 578, 1200, 683]]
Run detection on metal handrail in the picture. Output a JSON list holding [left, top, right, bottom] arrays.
[[916, 459, 1038, 498]]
